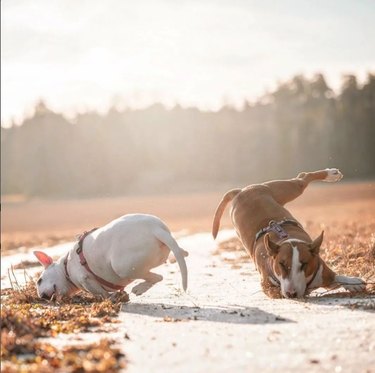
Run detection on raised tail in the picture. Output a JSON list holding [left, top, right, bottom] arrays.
[[212, 189, 241, 239], [154, 228, 188, 291]]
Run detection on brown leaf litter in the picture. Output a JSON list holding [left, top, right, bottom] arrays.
[[1, 280, 129, 372]]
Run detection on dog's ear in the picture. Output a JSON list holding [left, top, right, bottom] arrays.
[[310, 231, 324, 255], [33, 251, 53, 268], [264, 233, 280, 257]]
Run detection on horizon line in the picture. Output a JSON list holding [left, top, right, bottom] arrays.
[[2, 71, 374, 129]]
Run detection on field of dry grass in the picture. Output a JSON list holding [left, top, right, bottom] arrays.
[[2, 182, 375, 253], [1, 191, 225, 253]]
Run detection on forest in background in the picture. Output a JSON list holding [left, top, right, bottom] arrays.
[[1, 73, 375, 197]]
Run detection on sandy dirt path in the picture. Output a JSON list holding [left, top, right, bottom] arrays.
[[119, 231, 375, 373]]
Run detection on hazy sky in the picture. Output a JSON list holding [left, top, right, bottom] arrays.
[[2, 0, 375, 126]]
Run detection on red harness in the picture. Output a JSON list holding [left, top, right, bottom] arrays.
[[65, 228, 124, 292]]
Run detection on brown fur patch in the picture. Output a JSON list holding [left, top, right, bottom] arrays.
[[273, 245, 293, 279]]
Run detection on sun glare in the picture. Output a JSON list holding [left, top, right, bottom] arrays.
[[1, 1, 374, 126]]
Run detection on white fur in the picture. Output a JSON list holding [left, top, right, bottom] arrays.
[[335, 275, 365, 292], [324, 168, 343, 182], [35, 214, 188, 299], [278, 246, 306, 298], [281, 238, 308, 245]]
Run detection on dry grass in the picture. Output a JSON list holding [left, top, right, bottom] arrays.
[[2, 234, 75, 254], [1, 338, 125, 373], [12, 260, 42, 270], [1, 280, 129, 372], [1, 191, 226, 253], [321, 222, 375, 283]]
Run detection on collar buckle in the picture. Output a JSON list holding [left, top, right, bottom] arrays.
[[255, 219, 302, 244]]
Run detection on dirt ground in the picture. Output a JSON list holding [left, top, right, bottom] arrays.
[[2, 181, 375, 372]]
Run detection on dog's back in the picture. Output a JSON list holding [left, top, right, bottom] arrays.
[[213, 184, 296, 254], [85, 214, 188, 291]]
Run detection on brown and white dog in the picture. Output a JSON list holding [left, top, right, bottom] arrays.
[[212, 168, 366, 298]]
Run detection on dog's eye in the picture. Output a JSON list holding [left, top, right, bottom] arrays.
[[279, 262, 287, 271], [300, 263, 307, 271], [37, 278, 42, 285]]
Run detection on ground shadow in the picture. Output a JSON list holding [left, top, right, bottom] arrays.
[[305, 292, 375, 313], [121, 302, 295, 324]]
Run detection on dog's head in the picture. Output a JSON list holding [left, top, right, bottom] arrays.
[[264, 232, 323, 298], [33, 251, 75, 300]]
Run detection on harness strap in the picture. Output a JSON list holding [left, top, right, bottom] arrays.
[[255, 219, 303, 243], [63, 254, 79, 289], [306, 262, 321, 289], [266, 258, 280, 285], [76, 228, 124, 291]]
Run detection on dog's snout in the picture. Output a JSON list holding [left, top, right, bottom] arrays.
[[286, 291, 297, 298]]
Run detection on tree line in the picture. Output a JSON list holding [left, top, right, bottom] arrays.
[[2, 73, 374, 197]]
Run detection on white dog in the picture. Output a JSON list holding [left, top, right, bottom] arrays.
[[33, 214, 188, 299]]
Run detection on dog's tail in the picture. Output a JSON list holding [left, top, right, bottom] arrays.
[[154, 228, 188, 291], [212, 189, 241, 239]]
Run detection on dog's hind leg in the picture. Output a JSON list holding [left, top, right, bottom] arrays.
[[131, 272, 163, 296], [297, 168, 343, 184], [263, 168, 343, 206]]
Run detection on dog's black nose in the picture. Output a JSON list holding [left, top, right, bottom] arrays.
[[40, 292, 50, 300], [286, 291, 297, 298]]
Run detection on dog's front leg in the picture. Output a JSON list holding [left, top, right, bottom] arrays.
[[318, 261, 365, 293], [334, 275, 366, 292], [260, 276, 283, 299], [80, 275, 111, 298]]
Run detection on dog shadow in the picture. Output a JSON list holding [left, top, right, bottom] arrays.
[[121, 302, 295, 324]]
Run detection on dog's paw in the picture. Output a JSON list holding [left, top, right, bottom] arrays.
[[342, 282, 366, 293], [324, 168, 343, 182], [168, 249, 189, 263], [335, 275, 366, 292], [109, 291, 130, 303]]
